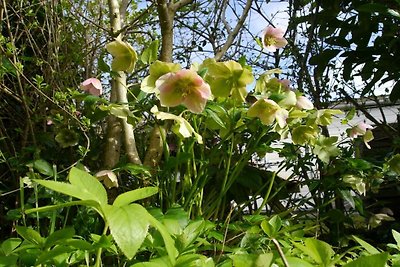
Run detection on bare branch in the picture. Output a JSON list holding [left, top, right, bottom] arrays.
[[214, 0, 253, 61]]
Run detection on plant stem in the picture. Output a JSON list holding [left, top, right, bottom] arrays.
[[272, 238, 290, 267], [94, 222, 109, 267]]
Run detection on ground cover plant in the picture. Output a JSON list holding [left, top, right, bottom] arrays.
[[1, 0, 400, 266]]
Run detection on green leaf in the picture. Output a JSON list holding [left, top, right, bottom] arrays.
[[44, 228, 75, 250], [0, 255, 18, 266], [293, 238, 334, 266], [33, 168, 107, 206], [103, 204, 150, 260], [15, 226, 44, 247], [36, 245, 74, 265], [68, 167, 108, 205], [286, 257, 314, 267], [230, 253, 273, 267], [25, 200, 100, 215], [30, 159, 54, 176], [175, 254, 215, 267], [113, 187, 158, 207], [393, 230, 400, 246], [261, 215, 282, 238], [352, 235, 380, 254], [106, 40, 138, 73], [141, 40, 159, 64], [176, 220, 205, 252], [342, 252, 388, 267], [1, 238, 21, 256]]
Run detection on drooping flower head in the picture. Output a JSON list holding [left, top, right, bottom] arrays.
[[296, 95, 314, 110], [349, 122, 373, 138], [247, 98, 289, 128], [156, 69, 211, 113], [348, 122, 374, 148], [80, 78, 103, 96], [262, 26, 288, 52]]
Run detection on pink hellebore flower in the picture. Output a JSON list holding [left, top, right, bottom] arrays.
[[262, 26, 288, 53], [248, 98, 289, 128], [349, 122, 373, 138], [296, 96, 314, 110], [80, 78, 103, 96], [349, 122, 374, 149], [156, 69, 211, 113]]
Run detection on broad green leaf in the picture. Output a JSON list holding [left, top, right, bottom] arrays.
[[175, 254, 214, 267], [15, 226, 44, 247], [103, 204, 150, 260], [113, 187, 158, 207], [261, 215, 281, 238], [141, 40, 159, 64], [29, 159, 54, 176], [176, 220, 205, 252], [393, 230, 400, 246], [342, 252, 388, 267], [1, 238, 21, 256], [286, 257, 314, 267], [146, 214, 179, 264], [106, 40, 137, 73], [388, 154, 400, 174], [0, 255, 18, 266], [230, 253, 273, 267], [44, 228, 75, 250], [293, 238, 334, 266], [68, 167, 108, 205], [36, 245, 74, 265], [352, 235, 380, 254], [131, 256, 173, 267]]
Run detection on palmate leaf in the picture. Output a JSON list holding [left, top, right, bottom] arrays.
[[106, 40, 137, 73], [33, 167, 107, 206]]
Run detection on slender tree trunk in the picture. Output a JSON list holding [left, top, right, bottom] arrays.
[[143, 0, 193, 169], [104, 0, 142, 168]]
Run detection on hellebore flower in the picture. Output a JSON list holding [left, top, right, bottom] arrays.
[[296, 95, 314, 110], [247, 98, 288, 128], [348, 122, 374, 148], [95, 170, 118, 189], [156, 69, 211, 113], [80, 78, 103, 96], [262, 26, 288, 52]]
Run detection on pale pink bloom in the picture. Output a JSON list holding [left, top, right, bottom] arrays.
[[80, 78, 103, 96], [262, 26, 288, 52], [95, 170, 118, 189], [46, 119, 53, 126], [349, 122, 373, 138], [278, 79, 291, 89], [156, 69, 211, 113], [296, 96, 314, 110]]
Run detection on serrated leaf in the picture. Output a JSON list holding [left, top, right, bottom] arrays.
[[141, 40, 159, 64], [103, 204, 150, 260], [68, 167, 108, 205], [113, 187, 158, 207]]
